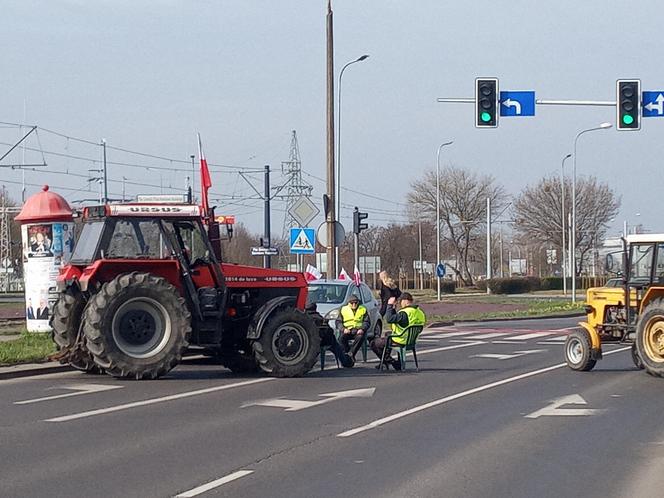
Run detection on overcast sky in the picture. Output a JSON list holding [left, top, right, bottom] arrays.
[[1, 0, 662, 239]]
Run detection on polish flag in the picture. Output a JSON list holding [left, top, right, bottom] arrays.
[[353, 264, 362, 286], [338, 267, 351, 281], [197, 133, 212, 217], [305, 264, 322, 281]]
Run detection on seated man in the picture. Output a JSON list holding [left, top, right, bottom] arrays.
[[306, 303, 354, 368], [370, 292, 426, 370], [336, 295, 370, 359]]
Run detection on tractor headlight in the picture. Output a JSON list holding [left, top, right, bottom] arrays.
[[584, 305, 595, 315]]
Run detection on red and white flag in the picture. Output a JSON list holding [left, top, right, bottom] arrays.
[[305, 264, 322, 281], [197, 133, 212, 217], [353, 264, 362, 286], [338, 267, 351, 281]]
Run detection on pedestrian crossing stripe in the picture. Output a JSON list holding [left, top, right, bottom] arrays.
[[289, 228, 315, 254]]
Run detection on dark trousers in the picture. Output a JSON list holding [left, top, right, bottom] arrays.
[[341, 329, 365, 357], [320, 328, 346, 361], [370, 336, 393, 360]]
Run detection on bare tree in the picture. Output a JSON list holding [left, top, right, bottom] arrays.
[[408, 166, 506, 285], [222, 223, 259, 265], [513, 175, 620, 276]]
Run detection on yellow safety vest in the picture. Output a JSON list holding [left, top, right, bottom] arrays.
[[340, 304, 368, 329], [390, 306, 426, 345]]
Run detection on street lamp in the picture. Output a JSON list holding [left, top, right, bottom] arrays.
[[561, 153, 571, 296], [336, 54, 369, 271], [571, 122, 612, 302], [436, 140, 454, 301]]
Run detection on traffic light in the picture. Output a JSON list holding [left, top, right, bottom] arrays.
[[353, 207, 368, 234], [616, 79, 641, 130], [475, 78, 499, 127]]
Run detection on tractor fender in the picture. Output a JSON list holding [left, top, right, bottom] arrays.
[[246, 296, 297, 340], [578, 321, 602, 352]]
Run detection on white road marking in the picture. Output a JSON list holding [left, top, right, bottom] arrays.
[[44, 378, 274, 423], [15, 383, 123, 405], [505, 332, 553, 341], [472, 332, 511, 339], [243, 387, 375, 412], [543, 336, 567, 342], [470, 349, 546, 361], [176, 470, 254, 497], [425, 332, 475, 338], [363, 341, 486, 363], [337, 346, 630, 438], [525, 394, 604, 418]]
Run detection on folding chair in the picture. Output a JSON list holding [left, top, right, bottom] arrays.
[[378, 325, 424, 371]]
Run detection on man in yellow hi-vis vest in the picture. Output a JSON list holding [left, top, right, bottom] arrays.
[[336, 295, 370, 358], [370, 292, 426, 370]]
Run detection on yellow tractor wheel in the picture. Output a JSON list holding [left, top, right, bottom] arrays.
[[636, 298, 664, 377]]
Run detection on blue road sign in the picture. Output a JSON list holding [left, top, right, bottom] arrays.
[[289, 228, 315, 254], [642, 91, 664, 117], [436, 263, 446, 278], [499, 91, 536, 117]]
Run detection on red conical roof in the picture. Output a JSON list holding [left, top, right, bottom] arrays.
[[15, 185, 73, 223]]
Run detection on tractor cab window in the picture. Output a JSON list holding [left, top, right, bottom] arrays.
[[70, 221, 105, 263], [105, 220, 170, 260], [165, 221, 210, 266], [656, 243, 664, 282], [629, 243, 655, 284]]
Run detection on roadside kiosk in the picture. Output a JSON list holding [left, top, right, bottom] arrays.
[[15, 186, 74, 332]]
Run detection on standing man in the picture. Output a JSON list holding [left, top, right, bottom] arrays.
[[370, 292, 426, 370], [336, 295, 370, 359]]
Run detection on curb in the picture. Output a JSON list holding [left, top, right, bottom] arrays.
[[0, 361, 71, 381]]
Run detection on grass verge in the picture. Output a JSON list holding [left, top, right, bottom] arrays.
[[429, 300, 585, 322], [0, 333, 57, 366]]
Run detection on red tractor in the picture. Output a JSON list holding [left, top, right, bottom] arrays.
[[51, 202, 321, 379]]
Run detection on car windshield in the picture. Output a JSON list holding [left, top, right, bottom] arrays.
[[307, 283, 348, 305]]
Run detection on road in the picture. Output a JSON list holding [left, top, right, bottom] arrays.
[[1, 317, 662, 498]]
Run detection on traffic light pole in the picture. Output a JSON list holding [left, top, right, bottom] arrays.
[[354, 232, 359, 277]]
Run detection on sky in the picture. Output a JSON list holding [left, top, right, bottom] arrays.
[[1, 0, 662, 240]]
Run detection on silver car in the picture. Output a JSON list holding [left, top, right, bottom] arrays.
[[306, 279, 383, 339]]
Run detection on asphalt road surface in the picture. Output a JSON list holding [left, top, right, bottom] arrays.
[[2, 317, 662, 498]]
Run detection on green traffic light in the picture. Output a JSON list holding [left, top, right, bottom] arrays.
[[481, 112, 492, 122], [622, 114, 634, 125]]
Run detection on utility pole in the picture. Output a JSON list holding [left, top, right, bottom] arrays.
[[418, 220, 423, 290], [325, 0, 337, 279], [190, 155, 196, 203], [0, 186, 9, 292], [101, 139, 108, 204], [486, 196, 491, 294], [264, 165, 272, 269]]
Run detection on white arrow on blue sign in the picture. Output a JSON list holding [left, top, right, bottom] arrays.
[[642, 91, 664, 117], [499, 91, 536, 117], [289, 228, 315, 254]]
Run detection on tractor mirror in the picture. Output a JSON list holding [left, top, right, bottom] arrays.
[[605, 254, 614, 272]]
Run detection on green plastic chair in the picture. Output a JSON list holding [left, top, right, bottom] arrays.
[[378, 325, 424, 371]]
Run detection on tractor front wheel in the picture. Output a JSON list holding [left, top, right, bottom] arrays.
[[253, 308, 320, 377], [636, 298, 664, 377], [51, 289, 102, 373], [83, 272, 191, 379], [564, 329, 596, 371]]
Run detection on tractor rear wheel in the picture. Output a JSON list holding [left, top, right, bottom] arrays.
[[636, 298, 664, 377], [253, 308, 320, 377], [51, 289, 102, 373], [631, 343, 644, 370], [83, 272, 191, 379], [564, 329, 596, 371]]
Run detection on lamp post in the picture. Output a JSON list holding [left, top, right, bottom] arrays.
[[336, 54, 369, 271], [561, 153, 571, 295], [436, 140, 453, 301], [571, 122, 612, 302]]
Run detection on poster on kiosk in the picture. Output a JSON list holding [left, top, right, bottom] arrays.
[[15, 186, 74, 333]]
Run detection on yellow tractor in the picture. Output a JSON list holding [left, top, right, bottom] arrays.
[[565, 234, 664, 376]]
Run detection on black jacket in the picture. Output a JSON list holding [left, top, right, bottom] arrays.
[[378, 282, 401, 316]]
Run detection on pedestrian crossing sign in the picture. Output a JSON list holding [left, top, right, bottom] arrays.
[[289, 228, 315, 254]]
